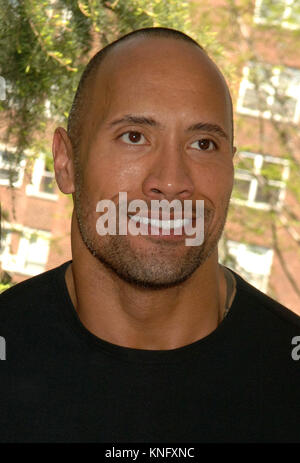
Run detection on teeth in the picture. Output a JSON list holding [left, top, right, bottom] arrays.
[[129, 215, 191, 230]]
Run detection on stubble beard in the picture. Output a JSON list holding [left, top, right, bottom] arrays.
[[74, 173, 230, 290]]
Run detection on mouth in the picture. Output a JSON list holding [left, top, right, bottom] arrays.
[[127, 214, 198, 241], [129, 214, 192, 229]]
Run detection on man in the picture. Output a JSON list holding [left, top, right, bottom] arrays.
[[1, 27, 299, 443]]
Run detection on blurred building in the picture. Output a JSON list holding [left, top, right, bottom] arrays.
[[212, 0, 300, 314], [0, 146, 71, 284]]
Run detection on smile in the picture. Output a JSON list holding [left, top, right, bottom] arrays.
[[128, 214, 192, 230]]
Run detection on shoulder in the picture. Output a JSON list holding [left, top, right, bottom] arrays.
[[228, 267, 300, 332], [0, 261, 71, 325]]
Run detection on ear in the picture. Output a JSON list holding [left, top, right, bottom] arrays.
[[232, 146, 237, 158], [52, 127, 75, 194]]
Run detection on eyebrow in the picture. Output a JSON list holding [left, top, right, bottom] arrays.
[[108, 114, 229, 140], [186, 122, 229, 140], [108, 115, 158, 128]]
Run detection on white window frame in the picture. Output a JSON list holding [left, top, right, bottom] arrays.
[[237, 62, 300, 124], [231, 151, 290, 211], [219, 238, 274, 293], [0, 144, 26, 188], [0, 222, 51, 277], [254, 0, 300, 30], [26, 154, 58, 201]]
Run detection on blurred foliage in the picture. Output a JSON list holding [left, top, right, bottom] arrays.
[[0, 0, 224, 161], [0, 283, 12, 293]]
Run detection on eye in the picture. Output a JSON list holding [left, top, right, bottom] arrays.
[[190, 138, 217, 151], [119, 131, 146, 145]]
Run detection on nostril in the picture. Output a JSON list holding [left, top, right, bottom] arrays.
[[151, 188, 162, 194]]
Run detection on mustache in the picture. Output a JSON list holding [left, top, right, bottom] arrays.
[[113, 196, 213, 219]]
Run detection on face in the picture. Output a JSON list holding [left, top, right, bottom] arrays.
[[73, 37, 235, 289]]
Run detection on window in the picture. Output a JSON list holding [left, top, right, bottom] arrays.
[[237, 62, 300, 123], [232, 151, 289, 210], [26, 155, 58, 200], [40, 163, 56, 194], [0, 146, 26, 188], [219, 238, 274, 293], [0, 223, 51, 276], [254, 0, 300, 30]]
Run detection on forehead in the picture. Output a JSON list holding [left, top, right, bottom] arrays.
[[88, 37, 232, 130]]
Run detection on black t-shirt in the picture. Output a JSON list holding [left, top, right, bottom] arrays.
[[0, 261, 300, 443]]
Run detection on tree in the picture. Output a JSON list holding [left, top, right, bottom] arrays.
[[0, 0, 223, 166]]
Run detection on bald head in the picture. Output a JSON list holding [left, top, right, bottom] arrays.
[[67, 27, 234, 156]]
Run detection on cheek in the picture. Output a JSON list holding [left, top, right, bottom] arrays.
[[82, 154, 144, 202], [198, 163, 234, 201]]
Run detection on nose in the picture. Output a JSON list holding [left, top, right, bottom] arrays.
[[142, 143, 195, 202]]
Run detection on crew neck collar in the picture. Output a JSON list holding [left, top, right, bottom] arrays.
[[56, 260, 243, 364]]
